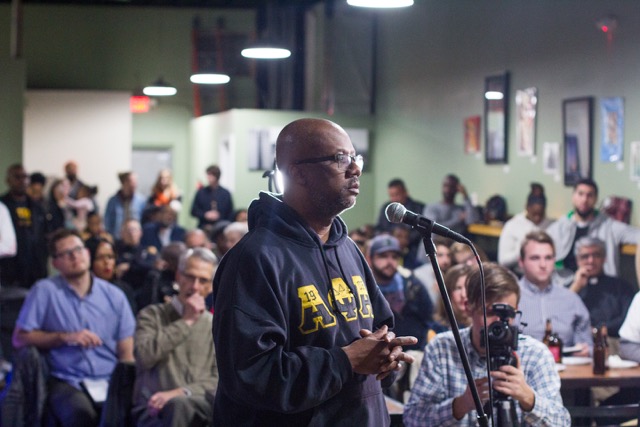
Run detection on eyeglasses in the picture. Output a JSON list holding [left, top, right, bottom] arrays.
[[54, 245, 84, 260], [578, 252, 604, 261], [294, 153, 364, 172]]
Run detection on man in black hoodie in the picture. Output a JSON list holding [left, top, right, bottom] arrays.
[[213, 118, 417, 426]]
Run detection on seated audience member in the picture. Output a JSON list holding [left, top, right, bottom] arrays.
[[423, 174, 480, 235], [545, 178, 640, 277], [376, 178, 426, 267], [209, 220, 230, 259], [140, 205, 186, 253], [221, 221, 248, 255], [432, 264, 473, 331], [403, 263, 570, 427], [450, 242, 488, 268], [64, 160, 85, 200], [27, 171, 47, 209], [483, 194, 508, 225], [12, 229, 135, 427], [568, 237, 635, 338], [184, 228, 211, 249], [68, 184, 98, 232], [136, 242, 187, 310], [116, 219, 157, 288], [233, 208, 248, 223], [392, 226, 423, 269], [414, 237, 454, 305], [348, 226, 369, 255], [80, 211, 112, 242], [517, 231, 592, 355], [366, 235, 434, 351], [498, 183, 553, 270], [133, 248, 218, 427], [104, 171, 146, 239], [620, 291, 640, 362], [85, 237, 136, 313]]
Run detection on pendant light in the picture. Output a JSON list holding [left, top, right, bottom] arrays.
[[347, 0, 414, 7], [143, 77, 177, 97]]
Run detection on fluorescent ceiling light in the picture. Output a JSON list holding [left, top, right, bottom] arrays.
[[347, 0, 414, 8], [190, 73, 231, 84], [143, 78, 177, 96], [485, 91, 504, 100], [241, 47, 291, 59]]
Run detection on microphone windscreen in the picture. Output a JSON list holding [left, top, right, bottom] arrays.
[[385, 202, 406, 224]]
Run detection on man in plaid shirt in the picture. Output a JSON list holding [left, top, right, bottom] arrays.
[[404, 263, 570, 427]]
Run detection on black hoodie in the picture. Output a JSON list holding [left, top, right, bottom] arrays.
[[213, 192, 395, 426]]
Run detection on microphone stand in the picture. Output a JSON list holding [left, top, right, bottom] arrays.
[[419, 227, 489, 427]]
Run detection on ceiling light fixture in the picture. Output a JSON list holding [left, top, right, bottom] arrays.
[[143, 77, 177, 96], [347, 0, 414, 8], [485, 91, 504, 100], [190, 73, 231, 84], [241, 44, 291, 60]]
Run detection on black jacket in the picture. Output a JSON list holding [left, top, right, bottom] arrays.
[[213, 192, 395, 426]]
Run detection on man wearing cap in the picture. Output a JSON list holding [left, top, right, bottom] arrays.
[[366, 234, 434, 351]]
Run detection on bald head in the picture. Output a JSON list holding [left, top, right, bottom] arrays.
[[276, 118, 349, 174]]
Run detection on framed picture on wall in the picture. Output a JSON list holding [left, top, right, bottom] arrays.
[[464, 116, 481, 154], [600, 97, 624, 163], [515, 87, 537, 157], [563, 97, 593, 186], [484, 72, 509, 164]]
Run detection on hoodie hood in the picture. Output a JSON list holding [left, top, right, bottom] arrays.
[[248, 191, 349, 250]]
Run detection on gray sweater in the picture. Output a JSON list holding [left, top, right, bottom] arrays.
[[133, 301, 218, 411]]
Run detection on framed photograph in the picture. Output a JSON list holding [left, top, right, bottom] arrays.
[[543, 142, 560, 175], [563, 97, 593, 186], [515, 87, 537, 157], [600, 97, 624, 163], [630, 141, 640, 181], [485, 72, 509, 164], [464, 116, 481, 154]]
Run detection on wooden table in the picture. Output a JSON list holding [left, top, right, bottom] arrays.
[[559, 363, 640, 389]]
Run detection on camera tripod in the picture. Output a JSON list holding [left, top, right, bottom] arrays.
[[495, 397, 520, 427]]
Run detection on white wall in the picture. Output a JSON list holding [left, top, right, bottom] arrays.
[[23, 90, 132, 211]]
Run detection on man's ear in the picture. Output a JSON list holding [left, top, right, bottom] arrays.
[[287, 164, 307, 187]]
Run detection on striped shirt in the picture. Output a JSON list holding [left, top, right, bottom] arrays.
[[403, 328, 570, 427], [518, 277, 592, 349]]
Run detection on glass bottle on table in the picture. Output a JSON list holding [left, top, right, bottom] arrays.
[[593, 325, 607, 375], [542, 319, 553, 346], [547, 333, 563, 363]]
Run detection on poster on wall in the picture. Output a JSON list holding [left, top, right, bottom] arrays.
[[630, 141, 640, 181], [543, 142, 559, 175], [563, 97, 593, 186], [600, 97, 624, 163], [464, 116, 481, 154], [515, 87, 537, 157]]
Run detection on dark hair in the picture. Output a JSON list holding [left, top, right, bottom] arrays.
[[574, 178, 598, 196], [519, 230, 555, 260], [445, 174, 460, 185], [84, 237, 116, 267], [466, 263, 520, 310], [48, 228, 83, 257], [30, 172, 47, 186], [118, 171, 133, 184], [206, 165, 221, 180], [387, 178, 406, 190]]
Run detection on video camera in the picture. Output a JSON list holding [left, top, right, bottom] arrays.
[[480, 303, 520, 372]]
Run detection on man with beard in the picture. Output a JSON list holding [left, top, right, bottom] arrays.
[[366, 234, 433, 351], [213, 118, 417, 426], [546, 178, 640, 277], [12, 229, 135, 427]]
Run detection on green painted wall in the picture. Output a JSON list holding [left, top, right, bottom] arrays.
[[373, 0, 640, 225], [0, 57, 25, 194]]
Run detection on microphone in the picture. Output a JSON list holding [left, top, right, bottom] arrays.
[[385, 202, 470, 244]]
